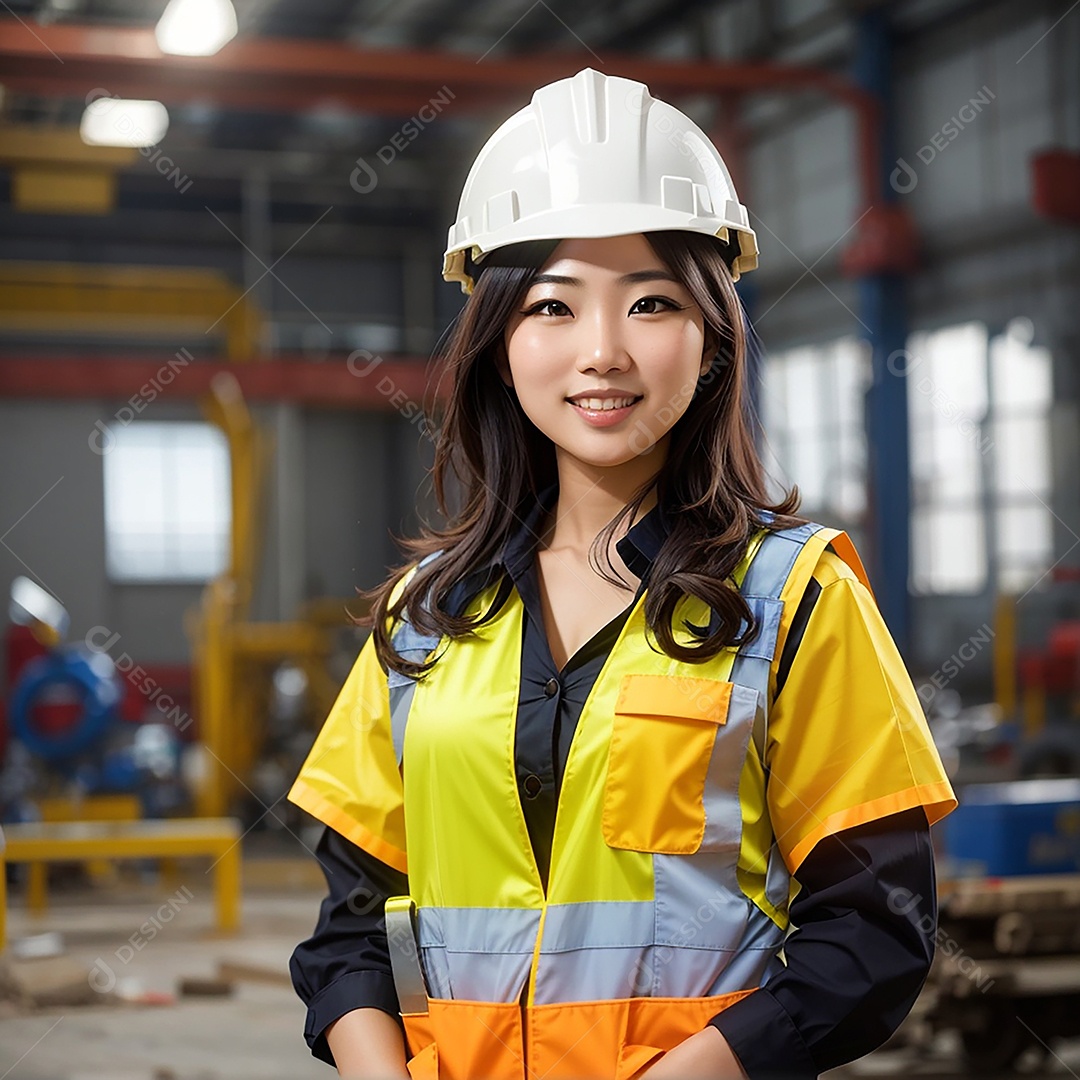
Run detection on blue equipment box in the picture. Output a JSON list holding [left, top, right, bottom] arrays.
[[942, 777, 1080, 876]]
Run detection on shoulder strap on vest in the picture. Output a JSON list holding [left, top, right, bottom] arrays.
[[734, 521, 869, 764], [386, 551, 444, 764]]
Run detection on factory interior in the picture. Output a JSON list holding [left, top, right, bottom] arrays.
[[1, 0, 1079, 1076]]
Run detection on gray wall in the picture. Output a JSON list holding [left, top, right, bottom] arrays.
[[0, 397, 433, 684]]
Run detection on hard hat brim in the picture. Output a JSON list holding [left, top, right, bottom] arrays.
[[443, 208, 759, 295]]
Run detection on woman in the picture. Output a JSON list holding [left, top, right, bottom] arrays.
[[289, 68, 957, 1080]]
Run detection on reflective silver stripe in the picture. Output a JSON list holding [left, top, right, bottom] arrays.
[[730, 525, 824, 913], [527, 893, 783, 1003], [652, 854, 783, 996], [702, 906, 788, 995], [740, 524, 822, 600], [540, 899, 654, 951], [412, 894, 787, 1005], [659, 918, 784, 999], [738, 595, 784, 662], [389, 682, 415, 765], [700, 682, 758, 853], [416, 906, 541, 1002], [734, 524, 824, 762], [385, 896, 429, 1014], [533, 900, 655, 1003], [386, 553, 444, 763]]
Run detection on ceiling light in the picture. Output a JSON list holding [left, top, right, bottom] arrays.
[[155, 0, 238, 57], [80, 98, 169, 148]]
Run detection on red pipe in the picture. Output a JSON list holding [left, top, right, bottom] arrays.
[[0, 354, 449, 409], [0, 21, 882, 210]]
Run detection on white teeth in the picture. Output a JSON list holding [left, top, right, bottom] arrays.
[[574, 396, 637, 411]]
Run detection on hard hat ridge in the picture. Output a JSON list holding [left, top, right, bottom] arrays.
[[443, 67, 759, 293]]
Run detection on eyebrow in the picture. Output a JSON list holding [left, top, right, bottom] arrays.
[[529, 269, 682, 287]]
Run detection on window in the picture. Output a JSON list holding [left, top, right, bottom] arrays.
[[103, 422, 231, 583], [907, 318, 1053, 595], [759, 335, 869, 523], [762, 320, 1054, 598], [989, 318, 1053, 593], [907, 321, 990, 594]]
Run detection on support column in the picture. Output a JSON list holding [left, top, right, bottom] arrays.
[[851, 7, 914, 657]]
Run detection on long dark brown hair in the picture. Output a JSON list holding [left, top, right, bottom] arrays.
[[357, 229, 804, 679]]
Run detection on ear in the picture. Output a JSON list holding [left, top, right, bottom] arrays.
[[700, 325, 720, 376]]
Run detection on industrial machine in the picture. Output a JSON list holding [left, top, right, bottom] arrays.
[[2, 576, 186, 823], [921, 860, 1080, 1072], [904, 569, 1080, 1072], [920, 744, 1080, 1071]]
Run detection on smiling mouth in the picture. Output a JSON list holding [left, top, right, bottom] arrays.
[[566, 395, 643, 412]]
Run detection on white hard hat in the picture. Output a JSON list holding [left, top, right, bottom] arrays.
[[443, 67, 759, 294]]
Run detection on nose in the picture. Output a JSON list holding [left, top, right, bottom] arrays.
[[576, 305, 631, 375]]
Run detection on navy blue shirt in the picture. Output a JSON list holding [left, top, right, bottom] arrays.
[[290, 486, 937, 1078]]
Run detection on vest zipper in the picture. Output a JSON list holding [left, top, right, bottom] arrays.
[[521, 901, 547, 1076]]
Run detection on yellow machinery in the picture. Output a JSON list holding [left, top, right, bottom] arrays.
[[0, 817, 242, 949], [0, 125, 135, 215], [187, 372, 347, 817], [0, 261, 260, 361]]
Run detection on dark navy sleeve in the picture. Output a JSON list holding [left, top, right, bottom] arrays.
[[708, 807, 937, 1080], [289, 825, 409, 1068]]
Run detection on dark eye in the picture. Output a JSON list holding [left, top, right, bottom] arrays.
[[630, 296, 681, 315], [523, 299, 571, 317]]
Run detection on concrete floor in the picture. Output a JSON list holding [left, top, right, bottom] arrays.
[[0, 858, 330, 1080], [2, 857, 1079, 1080]]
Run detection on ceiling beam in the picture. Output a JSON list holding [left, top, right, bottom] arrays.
[[0, 20, 882, 211], [0, 22, 872, 104]]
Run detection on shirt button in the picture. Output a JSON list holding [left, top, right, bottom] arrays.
[[544, 677, 559, 698], [522, 774, 543, 799]]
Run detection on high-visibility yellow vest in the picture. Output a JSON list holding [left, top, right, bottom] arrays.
[[289, 521, 956, 1080]]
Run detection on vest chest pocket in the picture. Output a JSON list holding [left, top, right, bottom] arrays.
[[602, 674, 736, 855]]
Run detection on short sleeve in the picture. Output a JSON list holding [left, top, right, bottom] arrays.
[[287, 620, 408, 874], [765, 546, 957, 875]]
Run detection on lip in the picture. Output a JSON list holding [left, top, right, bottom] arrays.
[[566, 394, 642, 428]]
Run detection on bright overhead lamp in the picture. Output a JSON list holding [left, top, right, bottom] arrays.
[[155, 0, 238, 56], [80, 98, 170, 148]]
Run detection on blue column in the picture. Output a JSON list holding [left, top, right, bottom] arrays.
[[853, 8, 913, 657]]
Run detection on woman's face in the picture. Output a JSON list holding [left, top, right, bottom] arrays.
[[500, 233, 714, 471]]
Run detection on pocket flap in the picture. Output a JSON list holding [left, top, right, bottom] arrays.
[[615, 674, 732, 724], [405, 1039, 438, 1079]]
